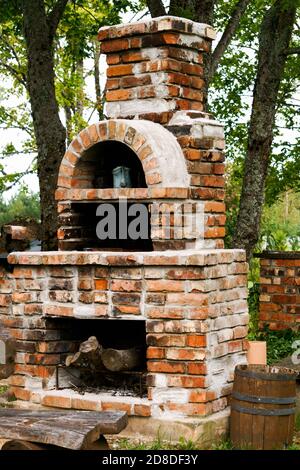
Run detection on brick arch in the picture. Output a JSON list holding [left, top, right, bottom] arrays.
[[57, 119, 190, 190]]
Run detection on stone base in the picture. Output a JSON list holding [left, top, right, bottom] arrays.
[[107, 409, 230, 448]]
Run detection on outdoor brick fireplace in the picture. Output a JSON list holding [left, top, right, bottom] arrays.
[[1, 16, 248, 429]]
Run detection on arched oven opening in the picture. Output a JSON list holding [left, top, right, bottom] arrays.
[[59, 140, 152, 251], [74, 140, 147, 189]]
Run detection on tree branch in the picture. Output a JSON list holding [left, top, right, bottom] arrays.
[[0, 60, 27, 87], [146, 0, 166, 18], [286, 47, 300, 55], [1, 168, 36, 192], [47, 0, 69, 41], [0, 35, 27, 86], [209, 0, 252, 80]]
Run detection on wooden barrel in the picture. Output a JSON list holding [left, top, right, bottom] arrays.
[[230, 365, 298, 450]]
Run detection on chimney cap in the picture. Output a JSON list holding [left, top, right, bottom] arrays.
[[98, 15, 216, 42]]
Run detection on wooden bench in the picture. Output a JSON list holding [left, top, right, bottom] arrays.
[[0, 409, 128, 450]]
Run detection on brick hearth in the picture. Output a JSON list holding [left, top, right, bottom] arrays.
[[3, 249, 248, 418]]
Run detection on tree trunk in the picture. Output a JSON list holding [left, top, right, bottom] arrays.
[[64, 105, 72, 145], [232, 0, 297, 259], [22, 0, 67, 250], [146, 0, 166, 18], [101, 348, 141, 372], [169, 0, 215, 24], [94, 41, 103, 120]]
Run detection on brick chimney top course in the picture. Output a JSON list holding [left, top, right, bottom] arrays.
[[98, 16, 216, 42]]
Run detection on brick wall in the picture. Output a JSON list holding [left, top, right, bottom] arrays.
[[2, 250, 248, 418], [257, 252, 300, 330]]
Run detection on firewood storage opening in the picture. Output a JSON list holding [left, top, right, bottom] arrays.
[[48, 318, 147, 398]]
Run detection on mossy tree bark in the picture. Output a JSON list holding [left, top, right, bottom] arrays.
[[22, 0, 68, 250], [232, 0, 297, 259]]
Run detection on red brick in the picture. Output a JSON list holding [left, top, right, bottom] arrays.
[[186, 335, 206, 347], [106, 78, 119, 90], [42, 395, 72, 408], [187, 362, 207, 375], [101, 38, 130, 53], [107, 53, 120, 65], [146, 334, 186, 347], [78, 279, 93, 290], [167, 403, 209, 416], [147, 361, 185, 373], [107, 64, 133, 77], [102, 402, 132, 414], [165, 348, 206, 361], [106, 89, 133, 101], [122, 51, 144, 62], [146, 172, 162, 185], [146, 280, 184, 292], [94, 279, 108, 290], [189, 390, 216, 403], [134, 404, 151, 417], [167, 375, 206, 388], [228, 340, 243, 353], [71, 398, 100, 411], [147, 347, 165, 359], [10, 387, 31, 401], [111, 280, 142, 292], [146, 307, 184, 319]]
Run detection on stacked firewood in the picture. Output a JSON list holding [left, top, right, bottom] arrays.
[[65, 336, 141, 372]]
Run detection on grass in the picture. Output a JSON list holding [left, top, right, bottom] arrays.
[[114, 423, 300, 451], [114, 435, 199, 450], [0, 385, 8, 395], [295, 415, 300, 433]]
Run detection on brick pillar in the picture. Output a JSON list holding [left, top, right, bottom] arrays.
[[257, 252, 300, 331], [98, 16, 216, 120]]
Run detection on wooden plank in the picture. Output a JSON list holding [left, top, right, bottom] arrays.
[[0, 409, 128, 450]]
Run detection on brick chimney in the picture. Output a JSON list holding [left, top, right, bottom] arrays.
[[98, 16, 216, 122]]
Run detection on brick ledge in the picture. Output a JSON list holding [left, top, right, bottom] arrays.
[[7, 249, 246, 266]]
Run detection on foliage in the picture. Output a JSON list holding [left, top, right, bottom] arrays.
[[247, 278, 260, 341], [264, 328, 300, 364], [249, 325, 300, 365], [0, 386, 8, 395], [225, 164, 300, 251], [0, 186, 40, 226], [0, 0, 144, 191], [211, 438, 234, 450], [296, 414, 300, 433], [211, 0, 300, 203]]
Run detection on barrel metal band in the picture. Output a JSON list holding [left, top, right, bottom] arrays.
[[231, 403, 296, 416], [235, 368, 298, 382], [232, 391, 296, 405]]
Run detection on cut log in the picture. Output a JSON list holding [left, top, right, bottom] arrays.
[[101, 347, 141, 372], [65, 336, 103, 371], [1, 440, 49, 450]]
